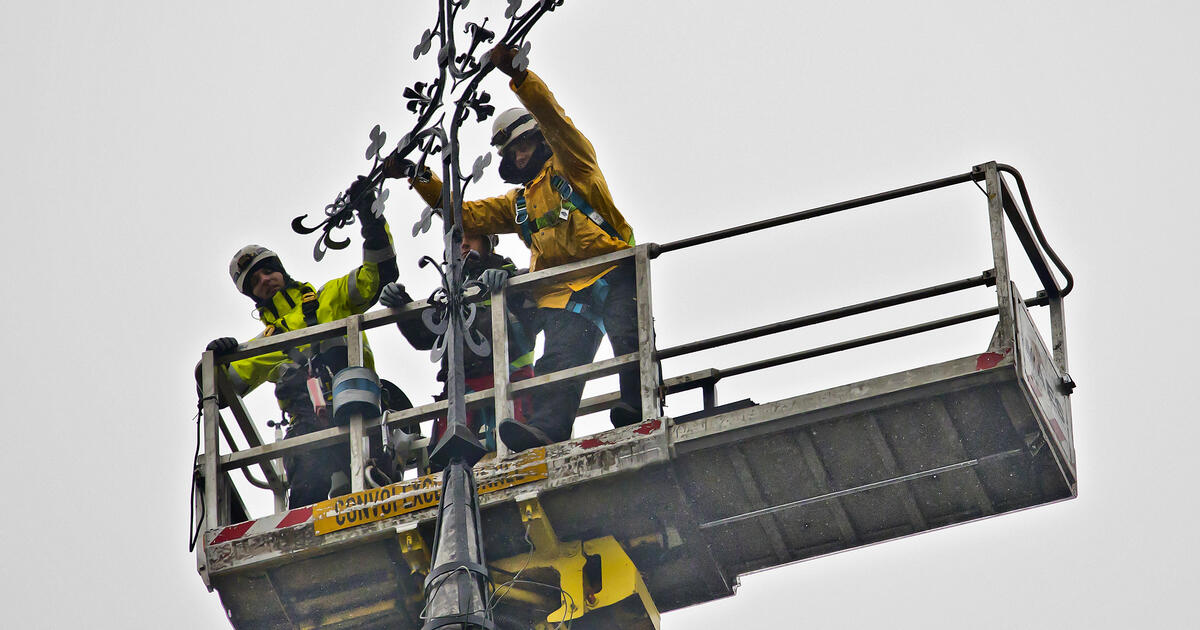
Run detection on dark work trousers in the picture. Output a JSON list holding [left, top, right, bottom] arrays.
[[282, 405, 350, 509], [527, 263, 641, 442]]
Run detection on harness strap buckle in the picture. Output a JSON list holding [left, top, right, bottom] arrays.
[[553, 175, 573, 199], [514, 193, 528, 225]]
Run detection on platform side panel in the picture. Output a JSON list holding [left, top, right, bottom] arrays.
[[1012, 289, 1077, 488], [938, 385, 1053, 511], [213, 539, 424, 630]]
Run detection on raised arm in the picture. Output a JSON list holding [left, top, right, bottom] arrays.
[[490, 45, 598, 180], [391, 166, 519, 237]]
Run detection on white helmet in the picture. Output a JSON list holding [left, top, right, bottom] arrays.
[[490, 107, 539, 153], [229, 244, 281, 296]]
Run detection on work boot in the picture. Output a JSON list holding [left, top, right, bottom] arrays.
[[499, 420, 553, 453], [610, 402, 642, 428]]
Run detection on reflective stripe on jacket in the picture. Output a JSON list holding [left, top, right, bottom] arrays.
[[412, 71, 633, 309]]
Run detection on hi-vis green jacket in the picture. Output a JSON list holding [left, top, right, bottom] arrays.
[[412, 70, 633, 309], [225, 228, 396, 411]]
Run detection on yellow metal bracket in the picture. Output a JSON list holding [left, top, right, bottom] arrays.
[[396, 523, 430, 576], [490, 493, 660, 628], [583, 536, 660, 629], [492, 493, 586, 623]]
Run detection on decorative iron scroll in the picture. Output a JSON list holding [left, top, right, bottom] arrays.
[[291, 0, 562, 360]]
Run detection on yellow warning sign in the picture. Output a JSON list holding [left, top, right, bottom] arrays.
[[313, 448, 548, 535]]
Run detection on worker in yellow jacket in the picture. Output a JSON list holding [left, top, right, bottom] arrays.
[[204, 177, 400, 507], [386, 45, 640, 452]]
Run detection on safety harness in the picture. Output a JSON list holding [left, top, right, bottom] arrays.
[[259, 285, 335, 423], [260, 284, 321, 338], [514, 175, 630, 247], [513, 175, 631, 332]]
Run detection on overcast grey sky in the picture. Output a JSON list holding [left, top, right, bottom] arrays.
[[3, 1, 1198, 627]]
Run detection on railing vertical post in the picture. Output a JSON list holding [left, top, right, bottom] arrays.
[[346, 315, 367, 493], [702, 383, 718, 410], [634, 245, 661, 421], [273, 424, 288, 513], [200, 350, 222, 529], [273, 485, 287, 513], [983, 162, 1016, 351], [491, 286, 514, 459], [1049, 295, 1069, 373]]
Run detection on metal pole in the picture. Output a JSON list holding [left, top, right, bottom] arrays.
[[422, 460, 492, 629], [418, 1, 533, 626], [654, 170, 977, 255], [718, 294, 1049, 380], [1049, 294, 1070, 374], [657, 271, 995, 361], [701, 384, 718, 410], [983, 162, 1016, 353], [200, 350, 222, 529], [346, 314, 367, 493], [634, 245, 660, 421], [490, 285, 513, 460]]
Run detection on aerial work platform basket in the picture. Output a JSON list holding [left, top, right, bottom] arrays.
[[194, 162, 1076, 629]]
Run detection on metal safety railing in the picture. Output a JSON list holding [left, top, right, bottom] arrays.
[[193, 160, 1071, 542]]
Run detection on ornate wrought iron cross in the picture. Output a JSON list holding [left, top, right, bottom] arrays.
[[290, 2, 563, 627]]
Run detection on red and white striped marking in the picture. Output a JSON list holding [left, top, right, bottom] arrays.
[[207, 506, 314, 545]]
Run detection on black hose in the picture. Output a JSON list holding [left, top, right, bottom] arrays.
[[997, 164, 1075, 297]]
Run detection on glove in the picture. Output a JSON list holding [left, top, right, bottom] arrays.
[[489, 44, 528, 82], [380, 283, 413, 309], [206, 337, 238, 354], [346, 175, 377, 213], [383, 155, 416, 179], [384, 155, 433, 182], [479, 268, 509, 294]]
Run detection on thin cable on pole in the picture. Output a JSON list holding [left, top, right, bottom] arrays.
[[488, 520, 535, 612], [189, 406, 206, 552]]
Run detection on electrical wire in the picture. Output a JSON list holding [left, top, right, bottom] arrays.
[[488, 519, 535, 611], [188, 398, 212, 552], [418, 566, 490, 621], [488, 520, 578, 628], [492, 579, 578, 630]]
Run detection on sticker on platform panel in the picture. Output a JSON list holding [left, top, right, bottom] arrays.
[[312, 448, 549, 535]]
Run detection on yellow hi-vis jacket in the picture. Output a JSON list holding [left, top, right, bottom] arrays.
[[224, 237, 394, 410], [412, 70, 634, 309]]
